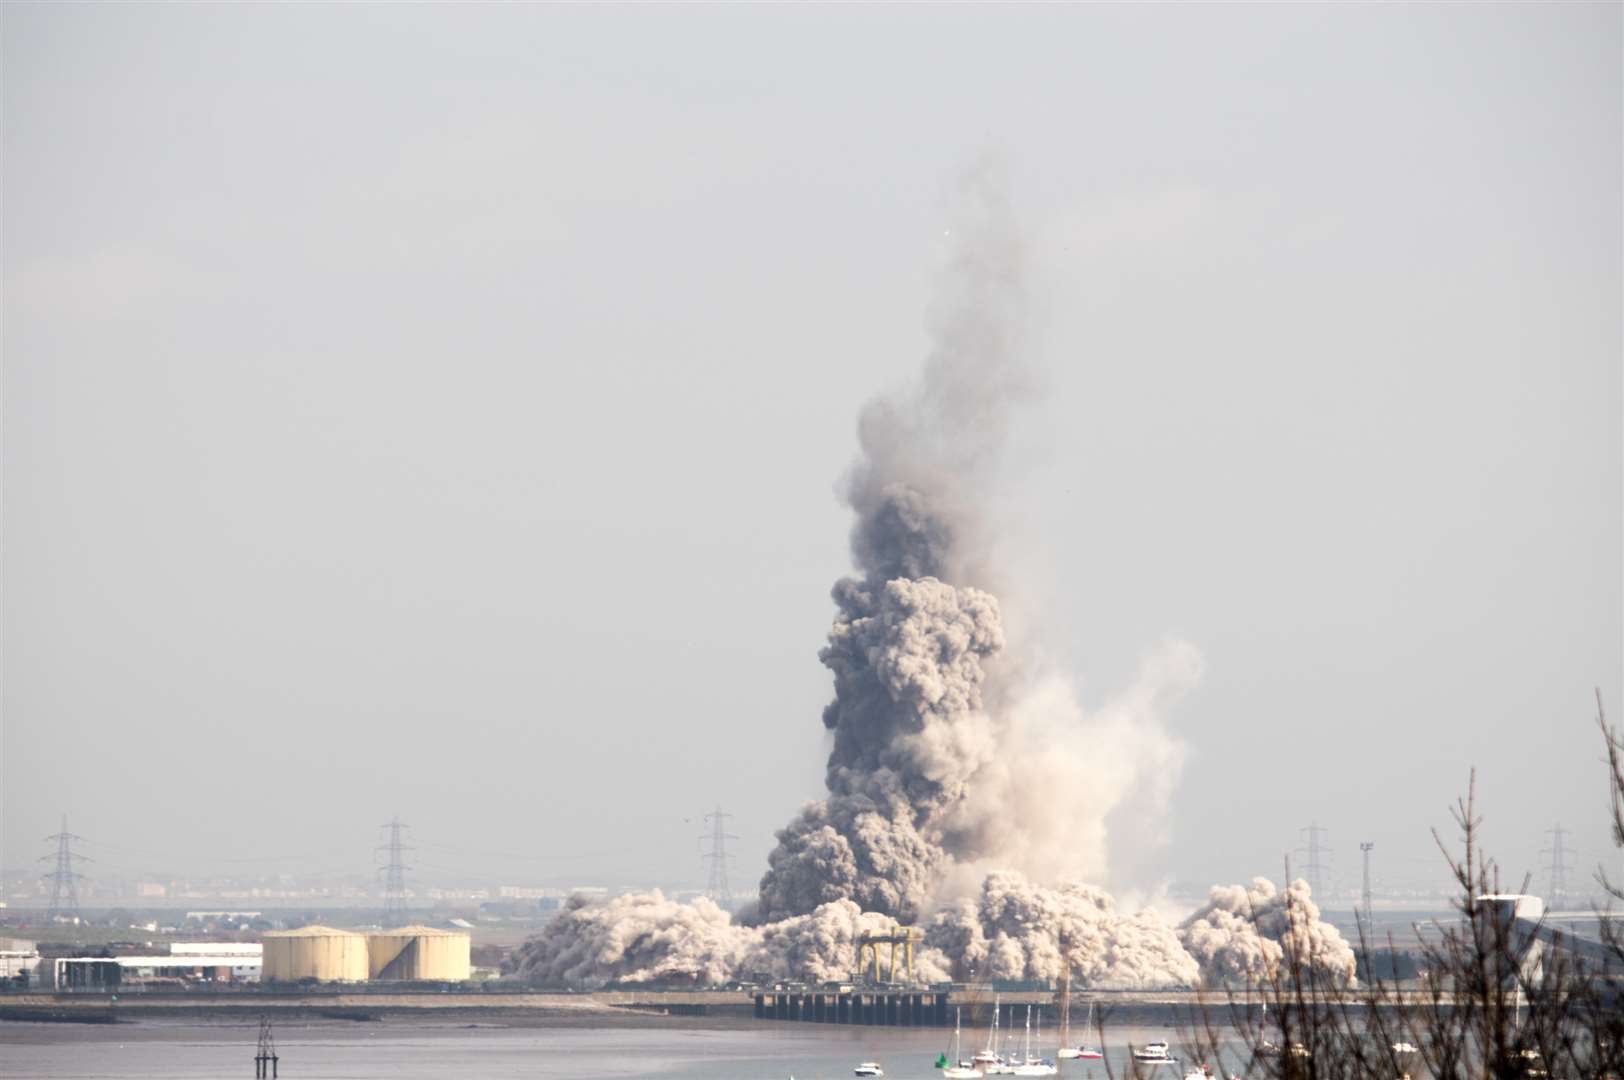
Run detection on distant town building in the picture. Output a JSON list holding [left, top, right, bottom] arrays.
[[497, 886, 564, 900], [0, 939, 40, 982]]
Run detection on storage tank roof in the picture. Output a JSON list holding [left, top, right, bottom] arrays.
[[368, 925, 466, 937], [265, 925, 365, 938]]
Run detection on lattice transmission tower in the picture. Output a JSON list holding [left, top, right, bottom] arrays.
[[40, 814, 88, 924], [376, 816, 413, 928], [701, 807, 738, 907], [1297, 822, 1331, 899], [1542, 822, 1571, 909], [1359, 842, 1375, 946]]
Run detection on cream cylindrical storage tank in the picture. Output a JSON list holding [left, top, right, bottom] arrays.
[[262, 926, 369, 983], [365, 926, 472, 981]]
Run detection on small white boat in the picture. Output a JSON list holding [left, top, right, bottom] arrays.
[[1134, 1040, 1178, 1066], [854, 1065, 885, 1078], [978, 1053, 1015, 1075]]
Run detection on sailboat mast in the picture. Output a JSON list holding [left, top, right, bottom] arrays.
[[1061, 971, 1071, 1045]]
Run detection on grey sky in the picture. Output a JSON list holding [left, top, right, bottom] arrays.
[[5, 3, 1620, 903]]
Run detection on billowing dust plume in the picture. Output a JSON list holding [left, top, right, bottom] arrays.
[[751, 166, 1027, 925], [503, 891, 955, 987], [508, 169, 1340, 992], [922, 870, 1201, 988], [752, 164, 1198, 926], [1177, 877, 1358, 987], [505, 892, 750, 987], [504, 875, 1354, 989]]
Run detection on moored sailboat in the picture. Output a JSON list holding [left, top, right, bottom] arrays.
[[1056, 973, 1103, 1060], [973, 995, 1010, 1074], [942, 1007, 984, 1079], [1011, 1005, 1058, 1077], [1063, 999, 1103, 1060]]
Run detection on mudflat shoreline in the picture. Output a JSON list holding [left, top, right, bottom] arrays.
[[0, 988, 1263, 1033]]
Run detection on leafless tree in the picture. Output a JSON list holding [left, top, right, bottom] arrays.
[[1137, 691, 1622, 1080]]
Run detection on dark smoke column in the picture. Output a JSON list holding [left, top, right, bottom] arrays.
[[755, 572, 1004, 922], [753, 166, 1026, 924]]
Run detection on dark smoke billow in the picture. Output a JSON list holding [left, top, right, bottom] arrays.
[[508, 170, 1349, 990]]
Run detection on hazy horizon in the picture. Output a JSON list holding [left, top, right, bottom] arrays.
[[5, 4, 1620, 912]]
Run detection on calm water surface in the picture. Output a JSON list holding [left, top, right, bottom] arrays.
[[0, 1019, 1219, 1079]]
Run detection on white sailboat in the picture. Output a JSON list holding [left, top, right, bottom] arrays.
[[1077, 1000, 1103, 1060], [1056, 973, 1103, 1060], [943, 1007, 984, 1079], [1011, 1005, 1058, 1077], [973, 996, 1008, 1074], [1060, 995, 1103, 1060], [1057, 974, 1078, 1060]]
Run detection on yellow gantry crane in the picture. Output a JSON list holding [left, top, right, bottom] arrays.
[[856, 925, 920, 985]]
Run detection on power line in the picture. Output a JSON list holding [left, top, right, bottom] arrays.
[[701, 807, 738, 907], [40, 814, 89, 924], [81, 838, 357, 865], [376, 816, 413, 928], [414, 840, 644, 862]]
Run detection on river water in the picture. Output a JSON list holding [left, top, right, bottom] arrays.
[[0, 1017, 1218, 1079]]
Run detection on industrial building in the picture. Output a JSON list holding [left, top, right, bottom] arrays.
[[51, 943, 262, 989], [1, 938, 41, 983], [365, 925, 472, 981], [43, 925, 473, 988], [262, 926, 369, 982]]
